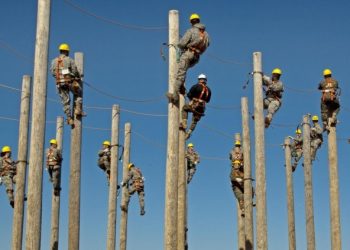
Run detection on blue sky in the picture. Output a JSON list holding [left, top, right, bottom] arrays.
[[1, 0, 350, 249]]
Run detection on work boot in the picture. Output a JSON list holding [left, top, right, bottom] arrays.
[[10, 200, 14, 208], [179, 120, 187, 131], [54, 187, 61, 196], [121, 204, 128, 212], [292, 164, 297, 172], [166, 92, 179, 104], [140, 208, 146, 216], [264, 117, 271, 128], [185, 130, 192, 140], [66, 117, 74, 126], [74, 106, 87, 117]]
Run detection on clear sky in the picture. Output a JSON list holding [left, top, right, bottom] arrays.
[[1, 0, 350, 249]]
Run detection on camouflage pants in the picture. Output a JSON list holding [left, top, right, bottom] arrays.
[[230, 168, 244, 209], [187, 165, 197, 184], [292, 149, 303, 170], [175, 50, 200, 94], [182, 101, 205, 133], [48, 165, 61, 190], [125, 184, 145, 211], [310, 138, 322, 161], [320, 99, 340, 124], [2, 175, 15, 202], [264, 97, 281, 120], [57, 82, 82, 118]]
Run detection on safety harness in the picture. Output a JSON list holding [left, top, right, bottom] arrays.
[[190, 82, 209, 116], [47, 148, 61, 166], [321, 78, 337, 102], [188, 28, 208, 55], [56, 56, 72, 86], [132, 168, 144, 192], [1, 158, 16, 177]]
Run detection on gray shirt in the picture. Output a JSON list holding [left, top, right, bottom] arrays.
[[50, 54, 80, 82], [178, 23, 210, 54], [263, 75, 284, 99]]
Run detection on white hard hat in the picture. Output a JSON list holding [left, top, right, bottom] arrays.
[[198, 73, 207, 80]]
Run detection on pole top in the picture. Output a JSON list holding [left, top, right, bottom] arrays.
[[169, 10, 179, 14]]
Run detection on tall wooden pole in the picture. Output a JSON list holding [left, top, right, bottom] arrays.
[[107, 105, 120, 250], [284, 137, 296, 250], [25, 0, 51, 248], [327, 127, 342, 249], [50, 116, 64, 250], [235, 133, 245, 250], [241, 97, 254, 250], [177, 95, 187, 250], [164, 9, 179, 250], [302, 115, 315, 250], [68, 52, 84, 250], [253, 52, 267, 249], [12, 75, 31, 250], [119, 123, 131, 250], [237, 202, 245, 250]]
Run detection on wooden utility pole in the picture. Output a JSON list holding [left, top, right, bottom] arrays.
[[284, 137, 296, 250], [237, 202, 245, 250], [164, 9, 179, 250], [241, 97, 254, 250], [68, 52, 84, 250], [234, 133, 245, 250], [12, 75, 31, 250], [119, 123, 131, 250], [50, 116, 64, 250], [302, 115, 315, 250], [177, 94, 187, 250], [107, 105, 120, 250], [25, 0, 51, 248], [327, 127, 342, 249], [253, 52, 267, 249]]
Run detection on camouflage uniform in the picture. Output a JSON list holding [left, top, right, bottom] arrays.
[[318, 77, 340, 129], [98, 147, 111, 184], [291, 134, 303, 172], [50, 54, 83, 121], [310, 122, 323, 161], [46, 145, 62, 195], [0, 153, 17, 207], [229, 146, 245, 213], [169, 23, 210, 101], [122, 166, 145, 215], [186, 147, 200, 184], [263, 75, 284, 127], [181, 81, 211, 139]]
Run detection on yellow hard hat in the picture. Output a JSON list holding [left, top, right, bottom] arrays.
[[103, 140, 111, 146], [323, 69, 332, 76], [2, 146, 11, 153], [50, 139, 57, 144], [189, 13, 200, 21], [295, 129, 302, 134], [272, 68, 282, 75], [128, 163, 134, 169], [59, 43, 70, 51], [235, 140, 241, 146], [312, 115, 319, 121], [187, 143, 194, 148]]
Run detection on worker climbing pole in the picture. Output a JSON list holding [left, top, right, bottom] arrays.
[[50, 43, 85, 126], [98, 140, 112, 185], [180, 74, 212, 139], [310, 115, 323, 162], [262, 68, 284, 128], [318, 69, 340, 132], [185, 143, 200, 184], [45, 138, 63, 196], [290, 129, 303, 172], [49, 116, 64, 250], [166, 13, 210, 104]]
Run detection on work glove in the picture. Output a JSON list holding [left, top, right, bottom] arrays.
[[120, 181, 126, 187]]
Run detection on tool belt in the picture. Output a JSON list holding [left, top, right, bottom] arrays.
[[231, 169, 244, 184], [133, 178, 144, 192], [1, 165, 16, 177], [187, 47, 202, 55]]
